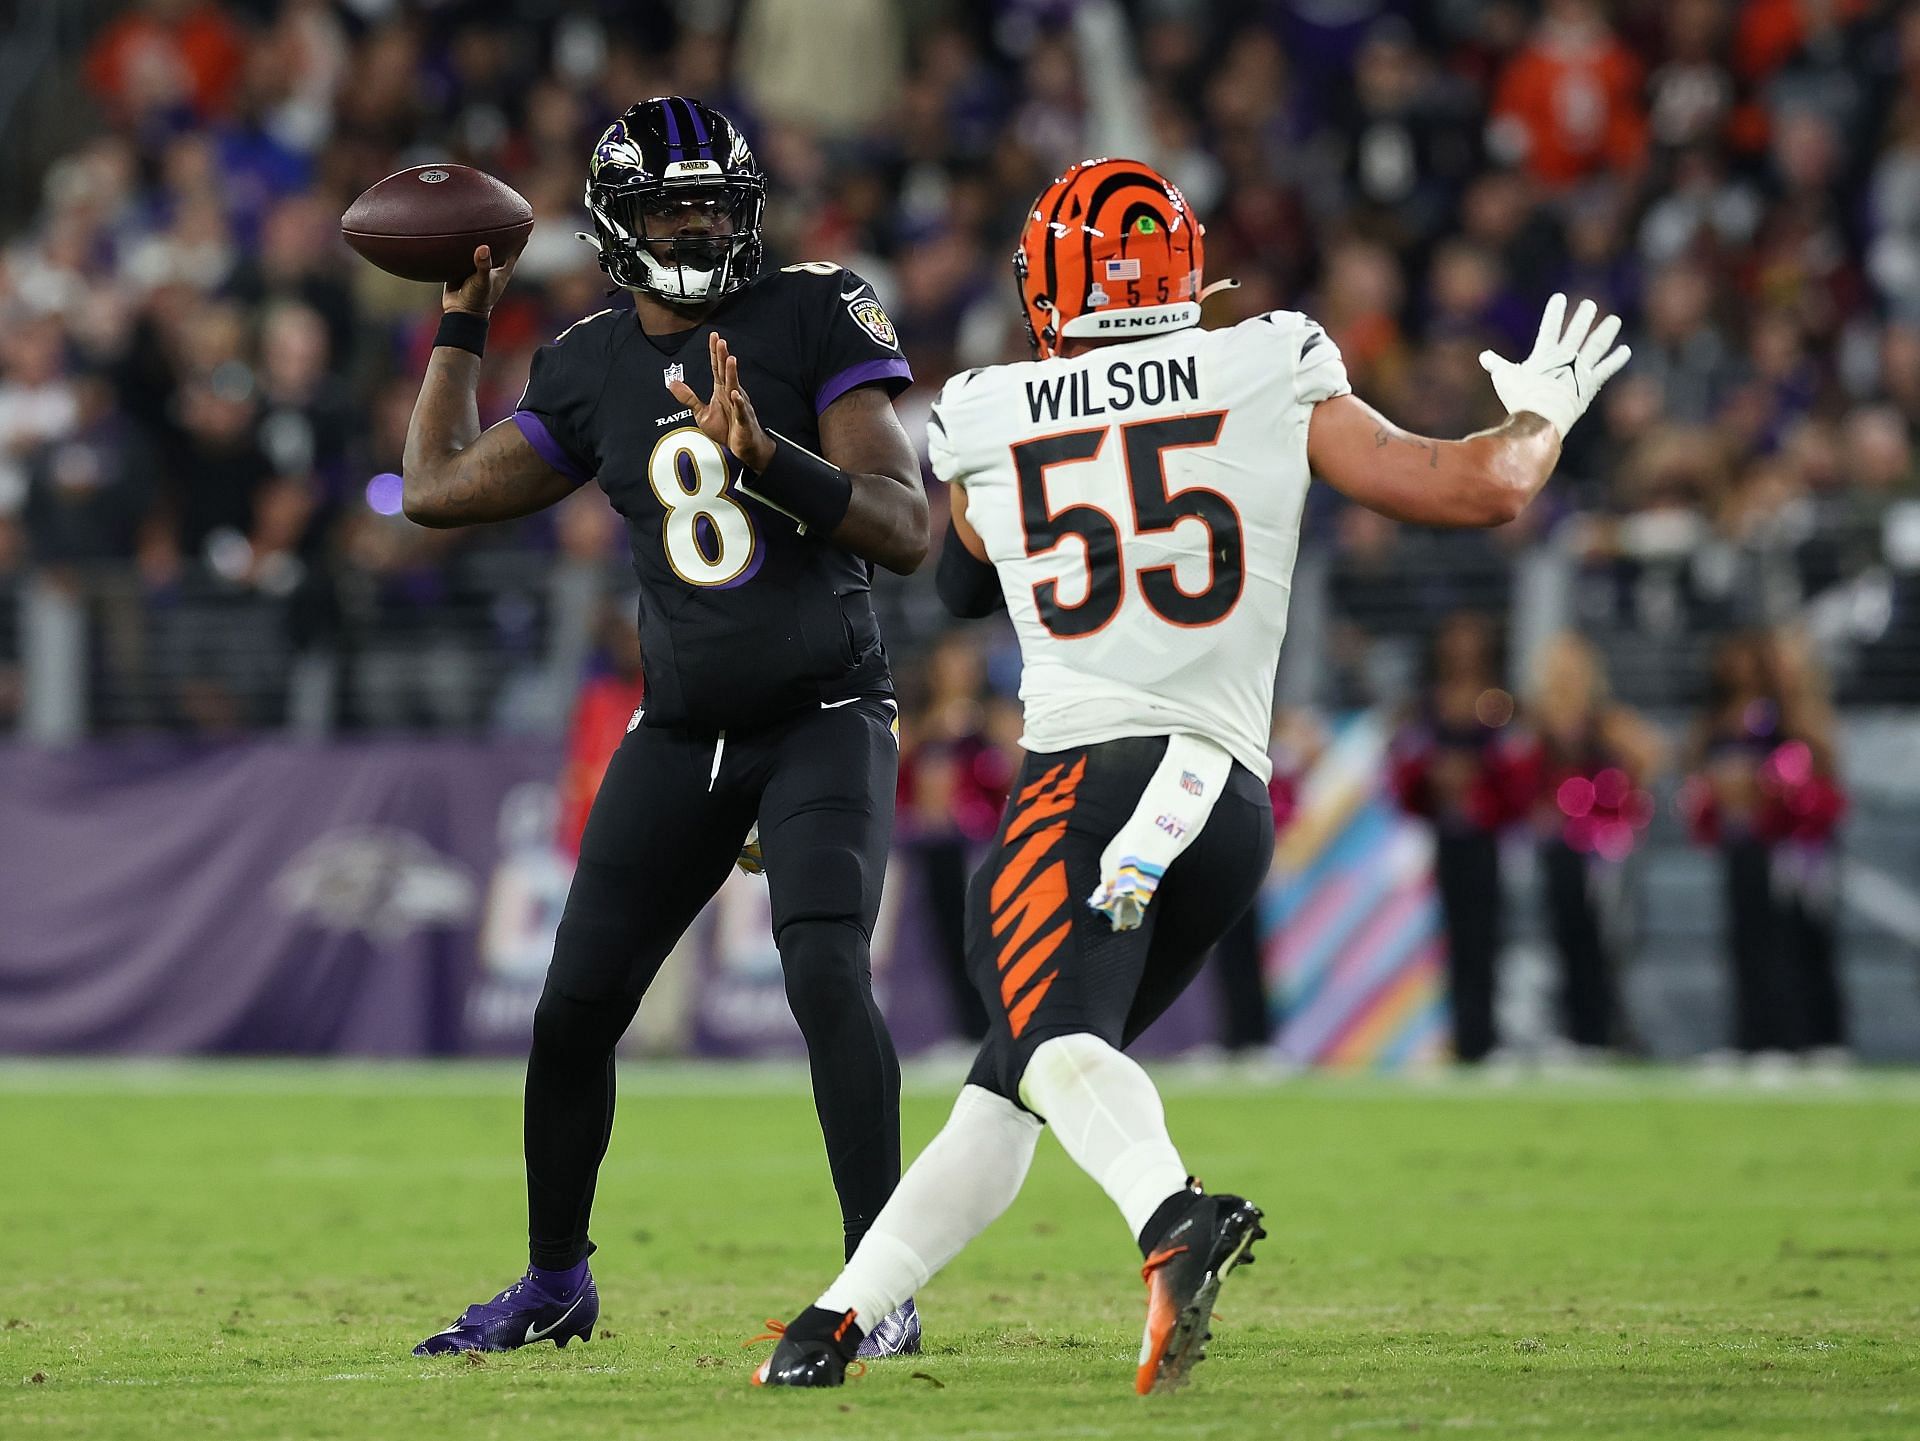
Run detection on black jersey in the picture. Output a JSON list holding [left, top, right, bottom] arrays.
[[514, 263, 912, 733]]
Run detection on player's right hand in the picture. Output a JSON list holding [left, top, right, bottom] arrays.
[[1478, 294, 1629, 440], [443, 243, 516, 317]]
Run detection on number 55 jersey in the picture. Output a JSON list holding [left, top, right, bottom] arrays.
[[514, 263, 911, 733], [928, 311, 1349, 781]]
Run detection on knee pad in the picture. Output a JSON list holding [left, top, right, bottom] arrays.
[[531, 984, 635, 1065], [777, 918, 875, 1032], [1016, 1031, 1123, 1116]]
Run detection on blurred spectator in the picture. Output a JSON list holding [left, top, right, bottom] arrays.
[[1489, 0, 1647, 188], [85, 0, 248, 127], [0, 316, 80, 524], [1202, 708, 1323, 1063], [1680, 629, 1849, 1063], [735, 0, 905, 143], [1512, 633, 1664, 1056], [897, 630, 1016, 1044], [1389, 613, 1529, 1064], [556, 599, 647, 858]]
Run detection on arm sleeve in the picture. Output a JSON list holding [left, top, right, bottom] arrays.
[[513, 335, 598, 484], [935, 518, 1006, 618], [807, 267, 914, 414]]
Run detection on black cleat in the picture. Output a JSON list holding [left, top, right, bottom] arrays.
[[1135, 1183, 1266, 1395], [749, 1306, 865, 1388]]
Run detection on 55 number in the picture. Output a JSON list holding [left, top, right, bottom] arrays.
[[1013, 411, 1242, 637]]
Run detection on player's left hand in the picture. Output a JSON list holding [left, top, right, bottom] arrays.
[[1478, 293, 1630, 441], [667, 332, 776, 472]]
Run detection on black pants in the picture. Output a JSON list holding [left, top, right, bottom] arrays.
[[1784, 887, 1847, 1050], [1723, 836, 1800, 1053], [1539, 840, 1617, 1048], [1210, 903, 1276, 1052], [964, 737, 1275, 1102], [1433, 829, 1503, 1063], [914, 837, 990, 1042], [525, 696, 902, 1269], [1726, 840, 1849, 1053]]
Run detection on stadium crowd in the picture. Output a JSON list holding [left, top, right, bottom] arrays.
[[2, 0, 1919, 736]]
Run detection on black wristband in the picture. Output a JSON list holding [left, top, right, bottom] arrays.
[[434, 310, 489, 357], [742, 433, 854, 535], [935, 518, 1005, 618]]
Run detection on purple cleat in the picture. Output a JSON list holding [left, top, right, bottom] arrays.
[[854, 1297, 921, 1359], [412, 1261, 598, 1356]]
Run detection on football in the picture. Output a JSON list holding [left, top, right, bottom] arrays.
[[340, 164, 534, 284]]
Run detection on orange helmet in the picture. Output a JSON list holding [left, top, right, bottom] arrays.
[[1013, 158, 1205, 359]]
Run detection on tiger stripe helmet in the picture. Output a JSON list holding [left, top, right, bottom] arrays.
[[1013, 158, 1205, 359]]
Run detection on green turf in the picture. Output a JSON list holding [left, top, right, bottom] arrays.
[[4, 1063, 1918, 1440]]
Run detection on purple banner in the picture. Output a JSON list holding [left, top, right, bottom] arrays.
[[0, 741, 1218, 1058], [0, 740, 562, 1055]]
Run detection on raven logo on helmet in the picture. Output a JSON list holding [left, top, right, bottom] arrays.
[[1012, 159, 1214, 359], [578, 97, 767, 303]]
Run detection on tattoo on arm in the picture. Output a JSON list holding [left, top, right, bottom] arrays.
[[1374, 425, 1441, 469]]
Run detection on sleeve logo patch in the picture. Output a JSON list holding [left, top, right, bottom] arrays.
[[848, 295, 899, 350]]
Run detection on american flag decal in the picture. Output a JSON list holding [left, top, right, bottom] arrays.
[[1105, 258, 1142, 281]]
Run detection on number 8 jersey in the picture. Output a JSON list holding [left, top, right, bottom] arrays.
[[928, 310, 1349, 780], [515, 263, 911, 733]]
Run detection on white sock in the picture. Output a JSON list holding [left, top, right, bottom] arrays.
[[1017, 1032, 1189, 1240], [816, 1084, 1043, 1327]]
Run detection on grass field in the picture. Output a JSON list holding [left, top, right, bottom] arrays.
[[4, 1062, 1918, 1440]]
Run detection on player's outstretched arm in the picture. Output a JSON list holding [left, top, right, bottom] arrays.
[[668, 333, 929, 574], [1307, 294, 1628, 528], [402, 244, 580, 528]]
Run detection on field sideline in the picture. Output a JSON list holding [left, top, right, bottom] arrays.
[[5, 1062, 1917, 1440]]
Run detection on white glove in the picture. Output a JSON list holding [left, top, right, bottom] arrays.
[[1478, 293, 1630, 440]]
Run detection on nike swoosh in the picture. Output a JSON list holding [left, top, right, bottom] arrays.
[[820, 696, 864, 709], [524, 1293, 587, 1344], [840, 287, 868, 302]]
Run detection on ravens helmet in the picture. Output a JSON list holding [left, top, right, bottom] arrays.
[[582, 97, 766, 303]]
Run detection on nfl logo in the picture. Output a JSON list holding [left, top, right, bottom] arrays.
[[1179, 770, 1204, 796], [1105, 258, 1142, 281], [664, 362, 685, 386]]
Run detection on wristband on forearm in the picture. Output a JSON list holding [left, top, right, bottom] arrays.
[[738, 431, 853, 535], [434, 310, 489, 357], [935, 518, 1005, 618]]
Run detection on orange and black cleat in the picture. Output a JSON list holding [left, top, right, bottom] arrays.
[[748, 1306, 866, 1388], [1134, 1183, 1266, 1395]]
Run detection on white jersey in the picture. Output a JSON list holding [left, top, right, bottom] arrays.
[[927, 311, 1349, 780]]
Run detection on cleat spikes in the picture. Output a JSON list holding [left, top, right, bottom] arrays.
[[1135, 1193, 1265, 1395]]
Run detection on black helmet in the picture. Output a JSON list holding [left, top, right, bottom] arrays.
[[581, 97, 767, 302]]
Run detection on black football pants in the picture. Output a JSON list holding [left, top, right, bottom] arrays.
[[524, 696, 901, 1270], [963, 736, 1275, 1103]]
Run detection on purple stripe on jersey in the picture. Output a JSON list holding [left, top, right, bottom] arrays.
[[512, 411, 590, 484], [815, 357, 913, 414]]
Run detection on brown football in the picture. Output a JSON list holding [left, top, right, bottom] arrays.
[[341, 164, 534, 284]]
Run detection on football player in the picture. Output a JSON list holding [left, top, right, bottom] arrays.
[[752, 159, 1628, 1393], [407, 98, 927, 1358]]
